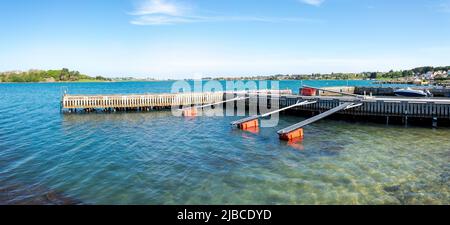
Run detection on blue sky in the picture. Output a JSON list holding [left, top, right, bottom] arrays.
[[1, 0, 449, 78]]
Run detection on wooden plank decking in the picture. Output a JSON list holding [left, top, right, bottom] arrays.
[[61, 89, 292, 110], [62, 92, 224, 109]]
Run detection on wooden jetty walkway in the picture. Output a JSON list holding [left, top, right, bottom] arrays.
[[61, 89, 292, 112]]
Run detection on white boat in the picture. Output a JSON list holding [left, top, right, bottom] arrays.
[[394, 87, 429, 97]]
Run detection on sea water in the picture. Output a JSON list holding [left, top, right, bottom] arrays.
[[0, 81, 448, 204]]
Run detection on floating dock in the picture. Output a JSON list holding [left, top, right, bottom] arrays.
[[307, 86, 450, 97], [280, 95, 450, 120]]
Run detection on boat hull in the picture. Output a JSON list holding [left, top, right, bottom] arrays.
[[394, 90, 427, 97]]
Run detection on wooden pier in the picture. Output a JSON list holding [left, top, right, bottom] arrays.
[[62, 92, 223, 110], [61, 88, 450, 142], [61, 90, 292, 112], [61, 89, 450, 127]]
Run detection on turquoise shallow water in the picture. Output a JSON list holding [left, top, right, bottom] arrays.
[[0, 81, 449, 204]]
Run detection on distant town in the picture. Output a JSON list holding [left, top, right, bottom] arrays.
[[1, 66, 449, 86], [210, 66, 450, 84]]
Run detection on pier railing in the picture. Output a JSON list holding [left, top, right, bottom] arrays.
[[62, 92, 224, 109], [62, 89, 292, 110]]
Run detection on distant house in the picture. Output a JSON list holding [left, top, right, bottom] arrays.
[[424, 71, 434, 80], [441, 71, 449, 78], [431, 70, 449, 79]]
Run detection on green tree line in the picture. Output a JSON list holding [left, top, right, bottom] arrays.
[[372, 66, 450, 79], [0, 68, 111, 82]]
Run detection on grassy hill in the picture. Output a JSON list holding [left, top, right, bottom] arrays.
[[0, 68, 111, 82]]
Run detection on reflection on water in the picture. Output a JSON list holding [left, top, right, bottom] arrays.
[[63, 110, 174, 123], [285, 139, 305, 151], [241, 127, 260, 135], [0, 82, 449, 204]]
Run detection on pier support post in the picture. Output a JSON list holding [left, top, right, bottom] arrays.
[[386, 116, 389, 125], [432, 117, 438, 128]]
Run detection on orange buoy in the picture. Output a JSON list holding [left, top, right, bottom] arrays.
[[237, 119, 259, 130], [279, 128, 304, 141], [182, 108, 198, 117]]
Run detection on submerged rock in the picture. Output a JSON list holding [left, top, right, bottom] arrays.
[[384, 185, 401, 193], [0, 183, 83, 205], [439, 169, 450, 186], [44, 191, 83, 205]]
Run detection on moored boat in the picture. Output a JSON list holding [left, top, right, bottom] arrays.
[[394, 87, 429, 97]]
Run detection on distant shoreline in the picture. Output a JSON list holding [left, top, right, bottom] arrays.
[[0, 80, 163, 84], [2, 66, 448, 84], [0, 79, 372, 84]]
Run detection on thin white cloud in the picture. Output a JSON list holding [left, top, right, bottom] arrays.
[[131, 0, 182, 16], [299, 0, 325, 6], [131, 15, 195, 25], [131, 15, 322, 25], [130, 0, 322, 25]]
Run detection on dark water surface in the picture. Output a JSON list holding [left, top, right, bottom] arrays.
[[0, 81, 448, 204]]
